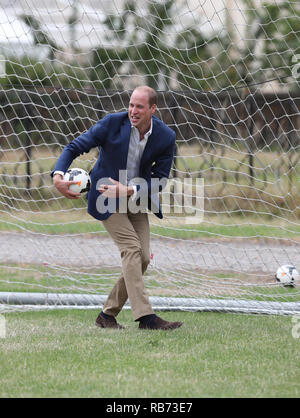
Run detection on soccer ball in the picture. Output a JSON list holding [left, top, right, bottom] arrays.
[[63, 168, 91, 193], [275, 265, 299, 287]]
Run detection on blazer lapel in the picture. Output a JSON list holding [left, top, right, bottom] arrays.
[[119, 117, 131, 169]]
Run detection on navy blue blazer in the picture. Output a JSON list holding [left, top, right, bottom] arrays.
[[52, 111, 176, 221]]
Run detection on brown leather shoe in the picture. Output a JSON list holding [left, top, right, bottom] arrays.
[[139, 316, 182, 330], [95, 313, 124, 329]]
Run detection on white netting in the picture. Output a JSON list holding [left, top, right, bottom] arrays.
[[0, 0, 300, 314]]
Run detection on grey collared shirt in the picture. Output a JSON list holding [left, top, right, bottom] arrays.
[[126, 119, 153, 186]]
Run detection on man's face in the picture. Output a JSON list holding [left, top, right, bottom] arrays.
[[128, 89, 156, 132]]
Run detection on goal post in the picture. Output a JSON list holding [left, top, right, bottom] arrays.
[[0, 0, 300, 315]]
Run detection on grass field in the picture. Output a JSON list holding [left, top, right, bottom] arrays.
[[1, 210, 300, 240], [1, 146, 300, 399], [1, 145, 300, 218], [0, 309, 299, 398]]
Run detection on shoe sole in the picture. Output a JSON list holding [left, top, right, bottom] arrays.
[[139, 322, 183, 330], [95, 321, 125, 329]]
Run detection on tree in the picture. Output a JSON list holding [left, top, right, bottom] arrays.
[[94, 0, 220, 91], [19, 14, 59, 60], [236, 0, 300, 90]]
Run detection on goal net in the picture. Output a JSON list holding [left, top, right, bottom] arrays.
[[0, 0, 300, 314]]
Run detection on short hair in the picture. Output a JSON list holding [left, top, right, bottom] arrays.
[[133, 86, 157, 107]]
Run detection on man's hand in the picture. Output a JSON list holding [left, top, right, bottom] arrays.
[[98, 178, 134, 198], [53, 173, 81, 199]]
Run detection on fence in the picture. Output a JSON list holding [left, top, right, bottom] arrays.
[[0, 88, 299, 194]]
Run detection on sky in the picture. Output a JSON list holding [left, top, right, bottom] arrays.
[[0, 0, 229, 56]]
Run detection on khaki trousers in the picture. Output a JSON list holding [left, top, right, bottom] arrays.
[[101, 211, 154, 321]]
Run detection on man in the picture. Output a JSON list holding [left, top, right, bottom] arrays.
[[52, 86, 182, 330]]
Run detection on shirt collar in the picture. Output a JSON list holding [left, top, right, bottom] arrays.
[[131, 118, 153, 140]]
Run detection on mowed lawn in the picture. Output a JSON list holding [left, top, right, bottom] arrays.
[[0, 309, 299, 398]]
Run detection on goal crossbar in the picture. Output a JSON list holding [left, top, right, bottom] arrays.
[[1, 292, 299, 316]]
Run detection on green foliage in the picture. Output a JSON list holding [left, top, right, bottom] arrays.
[[260, 2, 300, 71], [0, 57, 90, 89], [2, 3, 299, 92], [93, 0, 220, 91], [91, 48, 125, 89], [240, 0, 300, 89], [94, 0, 300, 91], [19, 14, 58, 60]]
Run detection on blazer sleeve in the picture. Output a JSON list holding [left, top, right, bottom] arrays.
[[51, 114, 111, 176], [151, 132, 176, 185]]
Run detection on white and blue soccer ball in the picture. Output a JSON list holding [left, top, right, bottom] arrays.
[[64, 168, 91, 193], [275, 265, 299, 287]]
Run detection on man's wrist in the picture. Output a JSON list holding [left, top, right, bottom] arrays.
[[127, 185, 138, 199], [127, 186, 134, 196], [53, 172, 64, 184]]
